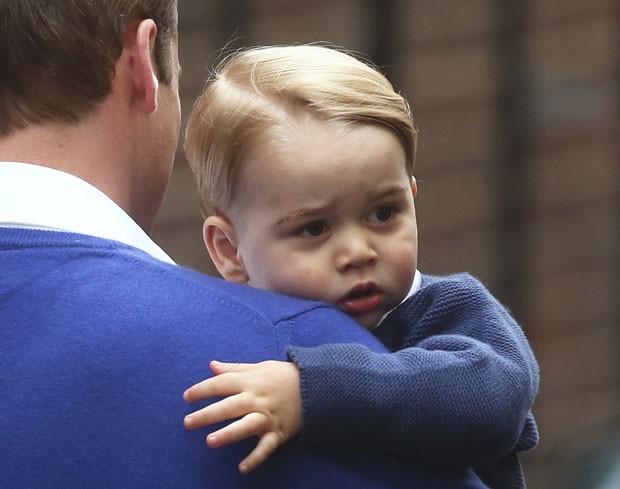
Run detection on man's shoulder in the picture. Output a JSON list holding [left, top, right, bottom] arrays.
[[1, 228, 365, 346], [1, 227, 325, 324], [112, 244, 390, 352], [121, 250, 342, 330]]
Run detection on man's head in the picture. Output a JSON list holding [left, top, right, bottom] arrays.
[[0, 0, 178, 136], [0, 0, 181, 232]]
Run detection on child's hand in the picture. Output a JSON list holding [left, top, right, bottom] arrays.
[[183, 360, 302, 474]]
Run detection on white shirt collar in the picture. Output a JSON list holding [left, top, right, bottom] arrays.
[[0, 162, 174, 264], [373, 269, 421, 329], [406, 269, 422, 301]]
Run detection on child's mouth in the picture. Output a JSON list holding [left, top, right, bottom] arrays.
[[338, 283, 381, 315]]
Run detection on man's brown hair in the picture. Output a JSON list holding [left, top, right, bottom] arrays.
[[0, 0, 178, 136]]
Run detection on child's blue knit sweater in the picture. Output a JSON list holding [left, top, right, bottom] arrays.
[[288, 273, 539, 489]]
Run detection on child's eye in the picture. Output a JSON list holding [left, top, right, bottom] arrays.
[[369, 206, 395, 223], [300, 221, 327, 238]]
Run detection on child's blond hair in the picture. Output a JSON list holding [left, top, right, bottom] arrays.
[[184, 44, 417, 217]]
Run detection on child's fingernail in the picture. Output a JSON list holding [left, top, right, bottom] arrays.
[[184, 416, 193, 428], [207, 434, 218, 446], [239, 463, 248, 473]]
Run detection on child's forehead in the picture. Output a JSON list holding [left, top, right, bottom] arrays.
[[254, 113, 397, 156], [239, 120, 409, 187], [227, 112, 412, 217]]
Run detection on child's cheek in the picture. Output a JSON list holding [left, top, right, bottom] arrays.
[[282, 264, 332, 303], [389, 243, 417, 281]]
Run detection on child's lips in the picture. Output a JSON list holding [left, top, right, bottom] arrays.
[[338, 283, 382, 315]]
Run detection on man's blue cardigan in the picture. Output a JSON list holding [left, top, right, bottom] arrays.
[[0, 228, 489, 489]]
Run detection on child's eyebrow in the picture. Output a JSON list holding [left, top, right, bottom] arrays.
[[275, 186, 410, 226], [275, 206, 327, 226], [371, 185, 411, 202]]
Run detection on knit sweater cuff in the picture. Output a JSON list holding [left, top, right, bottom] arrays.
[[287, 343, 379, 447]]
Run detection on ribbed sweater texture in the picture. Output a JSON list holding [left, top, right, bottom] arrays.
[[289, 273, 539, 489]]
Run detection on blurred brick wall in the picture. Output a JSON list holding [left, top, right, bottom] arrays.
[[153, 1, 620, 487]]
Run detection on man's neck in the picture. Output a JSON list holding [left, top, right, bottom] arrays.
[[0, 119, 139, 228]]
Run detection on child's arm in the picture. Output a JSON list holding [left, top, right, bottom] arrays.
[[288, 337, 538, 466], [183, 359, 301, 474], [285, 273, 539, 466], [184, 274, 539, 471]]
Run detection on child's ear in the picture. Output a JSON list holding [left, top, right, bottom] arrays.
[[203, 216, 249, 283], [411, 176, 418, 198]]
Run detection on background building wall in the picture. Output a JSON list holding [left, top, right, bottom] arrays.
[[153, 1, 620, 487]]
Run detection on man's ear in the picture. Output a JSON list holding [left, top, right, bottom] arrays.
[[203, 216, 249, 283], [128, 19, 159, 114], [411, 176, 418, 198]]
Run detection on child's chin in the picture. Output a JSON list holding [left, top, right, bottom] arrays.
[[354, 312, 383, 330]]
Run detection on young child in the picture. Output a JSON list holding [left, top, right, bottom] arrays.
[[182, 44, 539, 489]]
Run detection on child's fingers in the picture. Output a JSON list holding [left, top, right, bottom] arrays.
[[238, 431, 281, 474], [206, 412, 269, 448], [210, 360, 256, 375], [183, 372, 242, 403], [184, 393, 253, 429]]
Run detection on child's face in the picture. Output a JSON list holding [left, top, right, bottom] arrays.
[[230, 118, 418, 329]]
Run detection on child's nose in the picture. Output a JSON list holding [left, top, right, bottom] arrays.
[[335, 232, 378, 272]]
